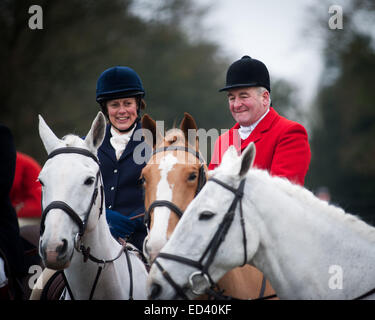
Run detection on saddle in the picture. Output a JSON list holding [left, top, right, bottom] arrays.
[[40, 270, 65, 300]]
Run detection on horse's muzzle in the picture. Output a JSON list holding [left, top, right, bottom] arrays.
[[40, 238, 72, 270]]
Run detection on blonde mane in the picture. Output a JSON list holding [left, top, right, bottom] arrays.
[[62, 134, 86, 147], [156, 128, 206, 166], [162, 128, 186, 147]]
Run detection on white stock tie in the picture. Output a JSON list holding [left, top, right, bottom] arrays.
[[110, 127, 134, 160]]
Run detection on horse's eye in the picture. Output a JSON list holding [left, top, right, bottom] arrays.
[[188, 173, 197, 181], [38, 178, 44, 187], [84, 177, 95, 186], [199, 211, 215, 220]]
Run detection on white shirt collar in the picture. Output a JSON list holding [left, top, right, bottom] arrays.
[[238, 108, 270, 140], [110, 126, 135, 160]]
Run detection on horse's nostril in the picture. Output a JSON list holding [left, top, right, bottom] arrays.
[[56, 239, 68, 255], [149, 283, 162, 300]]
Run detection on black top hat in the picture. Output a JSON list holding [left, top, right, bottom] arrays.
[[219, 55, 271, 92]]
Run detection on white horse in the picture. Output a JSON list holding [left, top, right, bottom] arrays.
[[37, 112, 147, 299], [147, 143, 375, 299]]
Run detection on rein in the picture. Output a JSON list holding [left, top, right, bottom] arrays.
[[153, 177, 248, 299], [62, 242, 135, 300], [40, 147, 134, 300]]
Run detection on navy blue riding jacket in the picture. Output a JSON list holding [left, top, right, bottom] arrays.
[[98, 121, 150, 250]]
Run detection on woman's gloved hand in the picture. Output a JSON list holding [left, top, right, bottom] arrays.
[[106, 209, 138, 240]]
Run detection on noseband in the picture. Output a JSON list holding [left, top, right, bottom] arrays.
[[143, 146, 207, 229], [40, 147, 104, 241], [152, 177, 247, 299]]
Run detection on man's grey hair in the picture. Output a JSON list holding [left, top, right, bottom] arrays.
[[257, 87, 272, 107]]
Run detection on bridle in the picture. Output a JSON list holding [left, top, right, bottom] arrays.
[[39, 147, 134, 300], [143, 146, 207, 230], [151, 177, 248, 299], [40, 147, 104, 239]]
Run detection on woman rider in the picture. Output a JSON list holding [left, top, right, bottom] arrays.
[[95, 65, 149, 251], [30, 66, 149, 299]]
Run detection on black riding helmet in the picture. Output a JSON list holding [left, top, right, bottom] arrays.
[[96, 66, 146, 132], [219, 55, 271, 93]]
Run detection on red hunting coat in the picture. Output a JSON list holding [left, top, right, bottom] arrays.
[[208, 107, 311, 186], [10, 152, 42, 218]]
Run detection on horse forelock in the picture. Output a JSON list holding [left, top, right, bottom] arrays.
[[62, 134, 100, 156], [150, 128, 203, 166], [62, 134, 86, 148], [164, 128, 186, 146]]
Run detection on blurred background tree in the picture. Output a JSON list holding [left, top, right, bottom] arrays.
[[0, 0, 298, 162], [0, 0, 231, 162], [305, 0, 375, 225]]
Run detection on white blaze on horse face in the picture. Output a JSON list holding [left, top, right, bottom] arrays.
[[148, 153, 178, 258]]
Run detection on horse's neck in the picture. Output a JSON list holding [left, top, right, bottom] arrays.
[[246, 173, 375, 299], [82, 211, 121, 257]]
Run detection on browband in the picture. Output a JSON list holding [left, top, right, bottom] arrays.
[[48, 147, 100, 165]]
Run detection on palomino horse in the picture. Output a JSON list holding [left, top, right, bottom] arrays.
[[148, 143, 375, 299], [36, 112, 147, 299], [141, 113, 276, 299]]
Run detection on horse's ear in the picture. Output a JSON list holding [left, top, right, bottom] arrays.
[[239, 142, 256, 177], [142, 114, 163, 148], [220, 146, 240, 173], [85, 112, 106, 153], [38, 115, 62, 155], [180, 112, 199, 151]]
